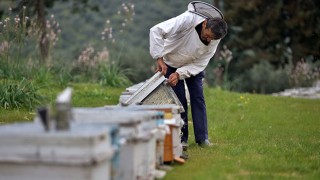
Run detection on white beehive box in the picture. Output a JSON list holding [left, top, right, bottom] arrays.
[[105, 104, 184, 162], [72, 108, 164, 180], [118, 73, 187, 163], [102, 105, 169, 169], [0, 122, 114, 180]]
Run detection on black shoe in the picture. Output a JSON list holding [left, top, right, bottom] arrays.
[[197, 139, 213, 148], [181, 141, 188, 151], [180, 150, 189, 160]]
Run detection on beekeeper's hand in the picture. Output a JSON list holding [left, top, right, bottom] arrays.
[[156, 58, 167, 75], [168, 72, 179, 86]]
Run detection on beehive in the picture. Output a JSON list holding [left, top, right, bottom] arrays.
[[129, 104, 184, 164], [119, 72, 186, 164], [72, 107, 164, 180], [0, 122, 115, 180], [103, 104, 184, 165]]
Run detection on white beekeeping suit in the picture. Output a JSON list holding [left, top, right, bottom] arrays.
[[149, 10, 220, 80]]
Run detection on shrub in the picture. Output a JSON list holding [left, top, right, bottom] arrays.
[[231, 61, 290, 93], [120, 47, 154, 83], [0, 78, 46, 110], [55, 68, 73, 88], [32, 67, 55, 87], [72, 45, 109, 82], [289, 59, 320, 87], [99, 62, 132, 87]]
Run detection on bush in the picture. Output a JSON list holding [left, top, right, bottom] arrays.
[[289, 59, 320, 87], [120, 47, 154, 83], [0, 78, 46, 110], [32, 67, 55, 87], [231, 61, 290, 93], [99, 62, 132, 87]]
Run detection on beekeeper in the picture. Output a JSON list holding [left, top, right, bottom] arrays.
[[149, 2, 227, 149]]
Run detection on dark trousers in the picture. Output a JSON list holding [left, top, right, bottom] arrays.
[[165, 65, 208, 143]]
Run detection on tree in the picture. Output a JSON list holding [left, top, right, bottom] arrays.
[[0, 0, 99, 65], [224, 0, 319, 68]]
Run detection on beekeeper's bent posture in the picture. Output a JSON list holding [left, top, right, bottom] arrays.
[[149, 2, 227, 149]]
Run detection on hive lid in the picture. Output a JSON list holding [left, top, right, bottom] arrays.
[[0, 122, 114, 165], [105, 104, 182, 114], [72, 107, 163, 125], [122, 72, 185, 112]]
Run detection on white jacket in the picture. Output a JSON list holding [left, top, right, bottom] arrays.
[[150, 11, 220, 79]]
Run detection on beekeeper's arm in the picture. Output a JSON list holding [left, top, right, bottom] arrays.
[[150, 12, 192, 75]]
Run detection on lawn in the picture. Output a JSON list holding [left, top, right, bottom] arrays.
[[1, 85, 319, 179], [0, 83, 124, 124], [165, 88, 320, 179]]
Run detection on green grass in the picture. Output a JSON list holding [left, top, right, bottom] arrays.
[[165, 88, 320, 179], [0, 83, 124, 124], [1, 85, 319, 179]]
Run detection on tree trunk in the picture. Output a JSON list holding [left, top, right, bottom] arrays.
[[35, 0, 49, 65]]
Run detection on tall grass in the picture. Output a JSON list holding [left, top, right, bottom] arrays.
[[1, 8, 132, 92], [0, 78, 46, 110], [99, 62, 132, 87]]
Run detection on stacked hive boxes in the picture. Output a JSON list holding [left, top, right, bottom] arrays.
[[0, 122, 116, 180], [119, 72, 186, 165], [100, 105, 168, 168], [117, 105, 184, 164], [72, 107, 164, 180], [102, 104, 184, 165]]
